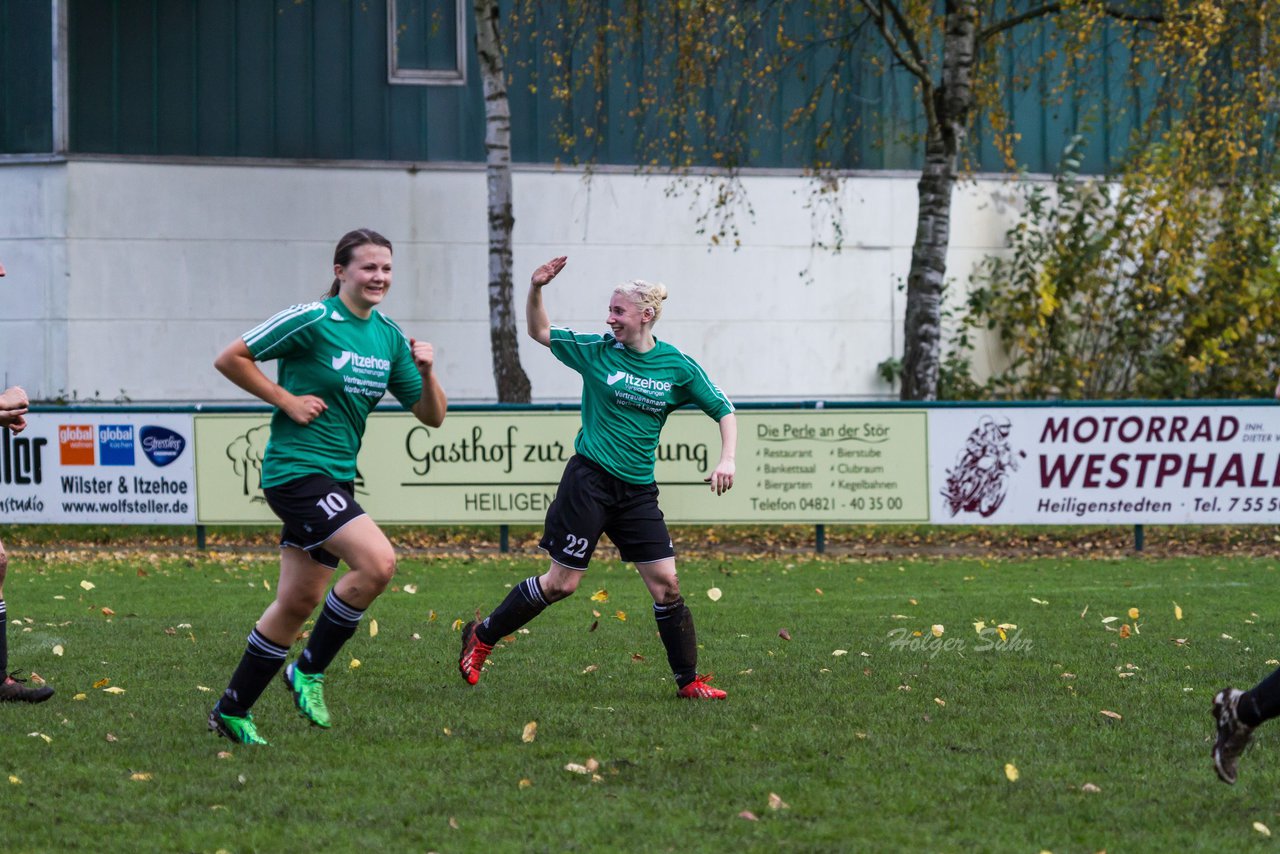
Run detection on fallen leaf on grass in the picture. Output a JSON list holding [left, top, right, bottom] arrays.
[[72, 693, 86, 701], [738, 811, 759, 822], [1101, 616, 1119, 624], [101, 607, 115, 617], [28, 732, 51, 743], [1118, 624, 1131, 639], [369, 620, 378, 638], [931, 625, 945, 638], [105, 733, 117, 743], [1004, 763, 1019, 782], [79, 581, 95, 591], [768, 792, 789, 810], [707, 588, 722, 602], [521, 721, 538, 743], [1255, 822, 1272, 837], [349, 659, 361, 670], [217, 752, 233, 760], [565, 763, 590, 775], [614, 610, 627, 622], [589, 620, 598, 632], [449, 817, 459, 830], [934, 697, 946, 707], [815, 588, 824, 596], [832, 650, 848, 657], [451, 619, 463, 631], [93, 678, 110, 689], [1128, 607, 1140, 620], [403, 584, 418, 595], [778, 628, 791, 641], [1174, 602, 1183, 620], [1031, 597, 1048, 605], [582, 665, 598, 674], [52, 645, 63, 657], [7, 776, 20, 785], [518, 779, 532, 789], [590, 590, 609, 603], [130, 772, 152, 782], [1100, 709, 1123, 720], [1081, 783, 1101, 793], [103, 686, 125, 695]]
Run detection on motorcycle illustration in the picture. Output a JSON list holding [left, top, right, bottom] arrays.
[[941, 416, 1025, 518]]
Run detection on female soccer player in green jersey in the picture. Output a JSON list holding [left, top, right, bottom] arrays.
[[208, 229, 446, 745], [459, 256, 738, 699]]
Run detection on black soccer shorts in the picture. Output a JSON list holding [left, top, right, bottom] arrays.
[[263, 474, 366, 569], [539, 454, 675, 570]]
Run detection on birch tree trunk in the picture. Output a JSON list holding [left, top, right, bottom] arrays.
[[474, 0, 531, 402], [900, 1, 978, 401]]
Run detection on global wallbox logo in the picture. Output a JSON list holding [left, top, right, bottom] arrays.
[[59, 424, 95, 465], [98, 424, 135, 466]]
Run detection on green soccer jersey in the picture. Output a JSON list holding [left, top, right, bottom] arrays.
[[243, 296, 424, 488], [548, 326, 734, 484]]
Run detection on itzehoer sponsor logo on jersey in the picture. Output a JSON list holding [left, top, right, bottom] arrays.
[[605, 369, 672, 413], [333, 350, 392, 399]]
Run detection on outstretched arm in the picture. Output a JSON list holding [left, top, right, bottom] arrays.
[[704, 412, 737, 495], [527, 256, 567, 347], [408, 338, 447, 428], [214, 339, 327, 425]]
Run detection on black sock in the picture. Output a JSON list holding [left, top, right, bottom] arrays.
[[219, 628, 289, 717], [297, 589, 364, 675], [654, 597, 698, 688], [0, 598, 7, 674], [1241, 666, 1280, 725], [478, 577, 549, 645]]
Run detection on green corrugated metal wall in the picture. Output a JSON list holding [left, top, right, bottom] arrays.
[[1, 1, 53, 153], [4, 0, 1148, 174]]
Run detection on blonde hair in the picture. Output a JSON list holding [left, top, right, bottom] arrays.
[[614, 279, 669, 324]]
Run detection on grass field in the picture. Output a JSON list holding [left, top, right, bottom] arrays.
[[3, 541, 1280, 852]]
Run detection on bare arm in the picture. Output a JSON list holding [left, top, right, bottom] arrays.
[[704, 412, 737, 495], [408, 338, 448, 427], [213, 339, 327, 425], [527, 256, 567, 347], [0, 385, 28, 412]]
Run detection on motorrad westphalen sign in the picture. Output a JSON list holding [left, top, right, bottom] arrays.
[[928, 406, 1280, 524]]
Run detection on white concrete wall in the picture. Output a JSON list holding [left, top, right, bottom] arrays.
[[0, 159, 1020, 404]]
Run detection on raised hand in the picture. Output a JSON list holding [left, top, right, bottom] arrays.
[[531, 256, 567, 288]]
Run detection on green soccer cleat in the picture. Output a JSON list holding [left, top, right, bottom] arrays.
[[283, 662, 331, 728], [208, 703, 269, 746]]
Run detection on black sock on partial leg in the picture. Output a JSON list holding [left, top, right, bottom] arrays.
[[1240, 666, 1280, 726], [219, 628, 288, 717], [478, 576, 550, 644], [297, 589, 365, 675], [654, 597, 698, 688]]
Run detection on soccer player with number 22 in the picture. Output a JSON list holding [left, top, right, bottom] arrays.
[[460, 256, 737, 700]]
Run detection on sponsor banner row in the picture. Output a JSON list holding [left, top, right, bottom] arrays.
[[3, 406, 1277, 525], [0, 414, 194, 524]]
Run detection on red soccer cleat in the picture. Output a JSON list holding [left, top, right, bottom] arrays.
[[458, 620, 494, 686], [677, 674, 726, 700]]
